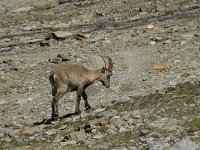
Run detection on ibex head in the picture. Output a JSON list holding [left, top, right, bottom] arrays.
[[98, 55, 113, 88]]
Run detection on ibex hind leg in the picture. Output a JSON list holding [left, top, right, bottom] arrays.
[[75, 87, 86, 115], [52, 87, 67, 120], [83, 91, 91, 110]]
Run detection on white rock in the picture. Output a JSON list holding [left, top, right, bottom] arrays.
[[146, 24, 154, 29], [13, 7, 33, 13], [45, 129, 58, 135], [21, 26, 37, 31], [60, 140, 76, 146], [94, 107, 106, 113], [111, 147, 128, 150], [149, 41, 157, 45]]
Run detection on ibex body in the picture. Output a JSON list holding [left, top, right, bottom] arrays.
[[49, 56, 113, 120]]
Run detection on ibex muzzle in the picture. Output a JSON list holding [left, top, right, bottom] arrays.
[[49, 55, 113, 120]]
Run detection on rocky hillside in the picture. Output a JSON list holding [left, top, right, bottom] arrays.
[[0, 0, 199, 149]]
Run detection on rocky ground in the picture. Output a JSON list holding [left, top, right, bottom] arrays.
[[0, 0, 200, 149]]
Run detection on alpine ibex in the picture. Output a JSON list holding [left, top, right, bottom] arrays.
[[49, 56, 113, 120]]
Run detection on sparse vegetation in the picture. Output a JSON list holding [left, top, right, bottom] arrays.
[[187, 119, 200, 128], [0, 0, 199, 149]]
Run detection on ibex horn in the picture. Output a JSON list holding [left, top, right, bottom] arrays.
[[99, 55, 107, 68], [105, 56, 113, 70]]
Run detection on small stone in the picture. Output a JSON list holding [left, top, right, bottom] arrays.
[[3, 59, 12, 65], [146, 24, 154, 29], [163, 40, 172, 44], [52, 23, 71, 29], [40, 40, 50, 47], [107, 124, 118, 133], [139, 12, 147, 15], [93, 132, 104, 139], [0, 131, 5, 138], [58, 125, 68, 130], [13, 7, 33, 13], [21, 25, 37, 31], [190, 61, 199, 68], [45, 129, 58, 135], [140, 129, 152, 136], [155, 4, 165, 12], [28, 39, 42, 44], [181, 41, 186, 45], [96, 10, 104, 16], [148, 62, 168, 73], [74, 2, 82, 6], [57, 54, 71, 61], [150, 37, 164, 42], [94, 107, 106, 113], [150, 117, 178, 130], [60, 140, 76, 146], [111, 147, 127, 150], [181, 73, 190, 77], [32, 2, 51, 10], [18, 126, 43, 135], [51, 31, 73, 40], [48, 57, 62, 64], [70, 130, 86, 141], [75, 32, 89, 40], [182, 33, 195, 39], [118, 127, 128, 133], [0, 100, 5, 105], [189, 104, 195, 107], [29, 136, 36, 140], [149, 41, 157, 45], [194, 32, 200, 39]]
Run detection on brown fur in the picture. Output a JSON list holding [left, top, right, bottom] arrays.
[[49, 57, 113, 120]]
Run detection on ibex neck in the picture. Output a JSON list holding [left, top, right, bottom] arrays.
[[88, 69, 101, 82]]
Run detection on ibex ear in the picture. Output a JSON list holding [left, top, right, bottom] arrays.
[[101, 67, 105, 73]]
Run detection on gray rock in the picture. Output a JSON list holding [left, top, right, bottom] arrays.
[[93, 132, 104, 139], [48, 57, 62, 64], [51, 31, 72, 40], [57, 53, 71, 61], [94, 107, 106, 113], [21, 26, 37, 31], [60, 140, 76, 146], [150, 117, 178, 130], [168, 139, 199, 150], [58, 125, 68, 130], [107, 124, 118, 133], [45, 129, 58, 136], [12, 7, 33, 13], [118, 127, 128, 133], [70, 130, 86, 141], [5, 129, 17, 138], [111, 147, 127, 150], [0, 131, 5, 138]]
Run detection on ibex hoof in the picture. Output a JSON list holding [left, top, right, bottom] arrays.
[[75, 110, 81, 115], [85, 105, 91, 110], [52, 113, 59, 121]]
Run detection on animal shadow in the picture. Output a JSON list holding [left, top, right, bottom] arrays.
[[33, 112, 77, 126]]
